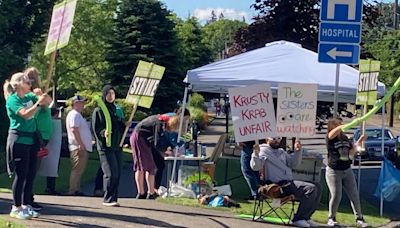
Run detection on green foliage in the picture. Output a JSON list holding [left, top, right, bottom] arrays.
[[189, 107, 207, 129], [183, 172, 212, 187], [106, 0, 182, 113], [29, 0, 118, 99], [189, 93, 205, 109], [202, 19, 246, 60]]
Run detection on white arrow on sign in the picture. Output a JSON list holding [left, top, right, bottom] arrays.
[[327, 47, 353, 59], [327, 0, 356, 20]]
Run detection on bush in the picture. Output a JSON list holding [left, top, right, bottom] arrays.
[[189, 93, 205, 109], [189, 107, 208, 129]]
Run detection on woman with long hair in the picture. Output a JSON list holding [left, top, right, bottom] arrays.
[[325, 118, 368, 227], [4, 72, 49, 219]]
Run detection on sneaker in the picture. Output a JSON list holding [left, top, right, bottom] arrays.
[[45, 188, 61, 196], [146, 193, 157, 200], [9, 207, 31, 220], [307, 219, 319, 227], [327, 218, 339, 227], [292, 219, 311, 227], [22, 205, 40, 218], [28, 202, 43, 211], [136, 193, 146, 199], [356, 219, 368, 228], [102, 202, 120, 207]]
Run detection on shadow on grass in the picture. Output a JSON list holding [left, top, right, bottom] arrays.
[[0, 197, 185, 228]]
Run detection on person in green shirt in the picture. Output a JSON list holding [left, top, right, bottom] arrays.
[[3, 72, 49, 220]]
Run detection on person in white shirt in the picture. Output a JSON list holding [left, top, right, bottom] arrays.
[[66, 95, 93, 196]]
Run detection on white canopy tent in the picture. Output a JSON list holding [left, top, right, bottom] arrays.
[[185, 40, 385, 103]]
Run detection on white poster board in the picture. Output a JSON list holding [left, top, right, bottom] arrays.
[[228, 83, 276, 142], [276, 83, 317, 138]]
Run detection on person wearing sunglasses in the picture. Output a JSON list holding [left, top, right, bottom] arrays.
[[251, 137, 321, 227]]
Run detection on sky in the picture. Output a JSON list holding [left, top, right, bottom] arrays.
[[160, 0, 257, 24]]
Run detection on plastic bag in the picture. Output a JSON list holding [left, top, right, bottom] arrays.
[[374, 158, 400, 201], [161, 182, 196, 199], [208, 195, 224, 207]]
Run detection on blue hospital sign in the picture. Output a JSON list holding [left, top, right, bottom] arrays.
[[318, 0, 363, 64]]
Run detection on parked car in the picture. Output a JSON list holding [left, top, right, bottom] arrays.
[[353, 128, 398, 164]]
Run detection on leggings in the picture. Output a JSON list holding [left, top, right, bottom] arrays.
[[12, 143, 38, 206]]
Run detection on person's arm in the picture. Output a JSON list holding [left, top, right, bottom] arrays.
[[69, 113, 86, 152], [92, 108, 105, 139], [286, 141, 302, 168], [350, 134, 366, 155], [250, 144, 264, 171], [14, 94, 45, 120], [328, 125, 343, 140]]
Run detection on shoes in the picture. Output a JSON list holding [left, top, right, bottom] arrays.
[[102, 202, 120, 207], [356, 219, 368, 228], [327, 218, 339, 227], [45, 188, 61, 196], [292, 219, 310, 227], [146, 193, 157, 200], [22, 205, 40, 218], [28, 202, 43, 211], [307, 219, 319, 227], [93, 190, 104, 197], [9, 207, 31, 220], [136, 193, 146, 199]]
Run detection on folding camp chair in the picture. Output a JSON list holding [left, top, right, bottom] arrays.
[[252, 184, 296, 225]]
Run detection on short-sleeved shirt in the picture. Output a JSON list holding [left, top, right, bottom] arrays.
[[35, 106, 52, 140], [326, 134, 353, 170], [6, 92, 38, 145], [66, 109, 93, 152]]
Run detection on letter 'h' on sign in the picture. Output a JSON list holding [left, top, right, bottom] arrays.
[[318, 0, 363, 64]]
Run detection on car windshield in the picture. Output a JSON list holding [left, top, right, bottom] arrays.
[[363, 129, 394, 141]]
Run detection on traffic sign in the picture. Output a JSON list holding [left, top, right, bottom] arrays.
[[318, 43, 360, 64], [318, 0, 363, 64]]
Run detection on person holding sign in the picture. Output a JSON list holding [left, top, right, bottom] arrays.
[[325, 118, 368, 227], [251, 137, 321, 228], [92, 85, 125, 206]]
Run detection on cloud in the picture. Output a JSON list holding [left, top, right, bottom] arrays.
[[193, 8, 250, 23]]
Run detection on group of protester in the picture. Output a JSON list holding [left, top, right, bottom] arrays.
[[4, 68, 189, 220], [240, 118, 369, 227]]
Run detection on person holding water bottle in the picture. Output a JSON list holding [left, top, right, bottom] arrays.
[[325, 118, 368, 227]]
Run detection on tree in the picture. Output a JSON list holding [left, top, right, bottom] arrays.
[[174, 17, 212, 73], [219, 12, 225, 20], [106, 0, 182, 113], [28, 0, 117, 99], [230, 0, 380, 56], [207, 10, 217, 24], [202, 19, 247, 60]]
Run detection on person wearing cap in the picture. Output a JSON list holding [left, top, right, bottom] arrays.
[[3, 72, 49, 219], [92, 85, 125, 206], [66, 95, 93, 196], [250, 137, 321, 228]]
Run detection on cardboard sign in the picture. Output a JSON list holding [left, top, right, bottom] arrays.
[[126, 60, 165, 108], [356, 59, 380, 105], [276, 83, 317, 138], [228, 84, 276, 142], [44, 0, 77, 55]]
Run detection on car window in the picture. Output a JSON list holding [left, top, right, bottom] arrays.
[[365, 129, 393, 141]]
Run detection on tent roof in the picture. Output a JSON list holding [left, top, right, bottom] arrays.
[[185, 40, 385, 103]]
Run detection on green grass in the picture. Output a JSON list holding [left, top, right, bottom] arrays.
[[0, 216, 24, 228], [157, 196, 390, 227]]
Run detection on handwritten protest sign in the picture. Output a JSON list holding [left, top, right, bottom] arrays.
[[228, 84, 276, 142], [44, 0, 77, 55], [276, 83, 317, 138]]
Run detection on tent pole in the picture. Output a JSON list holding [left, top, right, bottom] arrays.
[[333, 64, 340, 118], [380, 101, 385, 216], [170, 83, 189, 187]]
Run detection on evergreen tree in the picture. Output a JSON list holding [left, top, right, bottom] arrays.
[[106, 0, 182, 113], [219, 12, 225, 19], [207, 10, 217, 24]]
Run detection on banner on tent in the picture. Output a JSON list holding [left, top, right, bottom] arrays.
[[276, 83, 317, 138], [228, 83, 276, 142], [44, 0, 77, 55], [125, 60, 165, 108]]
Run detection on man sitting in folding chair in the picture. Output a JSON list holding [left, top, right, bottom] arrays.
[[251, 137, 321, 228]]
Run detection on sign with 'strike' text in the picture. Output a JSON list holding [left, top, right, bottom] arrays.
[[356, 59, 380, 105], [276, 83, 318, 138], [228, 84, 276, 143]]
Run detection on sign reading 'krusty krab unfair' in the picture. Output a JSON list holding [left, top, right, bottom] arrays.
[[228, 84, 276, 143], [276, 83, 317, 138]]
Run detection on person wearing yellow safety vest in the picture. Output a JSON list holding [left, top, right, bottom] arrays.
[[92, 85, 125, 207]]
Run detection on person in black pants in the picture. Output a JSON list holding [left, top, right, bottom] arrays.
[[92, 85, 125, 206]]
